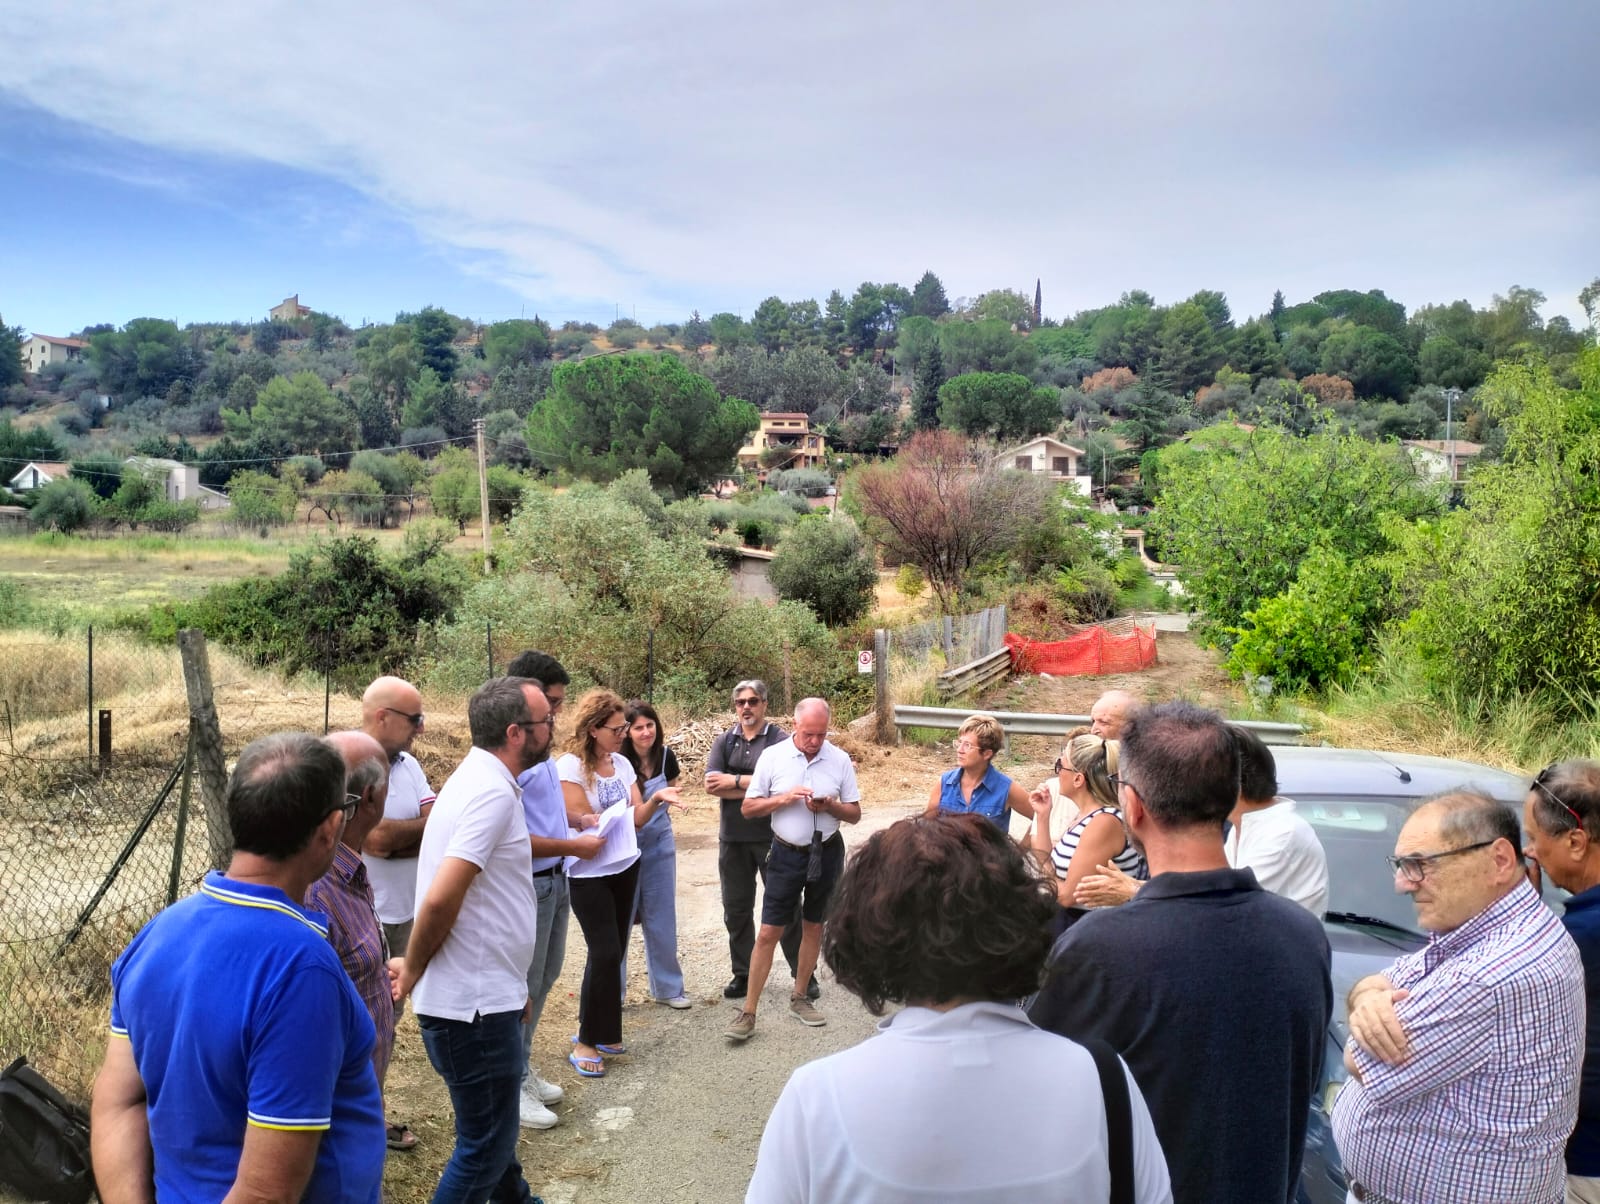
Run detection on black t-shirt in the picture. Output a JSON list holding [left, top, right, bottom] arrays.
[[705, 722, 789, 842], [1028, 867, 1332, 1204]]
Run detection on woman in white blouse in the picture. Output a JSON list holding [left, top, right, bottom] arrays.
[[557, 688, 680, 1077], [747, 813, 1171, 1203]]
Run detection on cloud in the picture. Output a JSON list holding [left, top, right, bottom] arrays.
[[1, 0, 1596, 321]]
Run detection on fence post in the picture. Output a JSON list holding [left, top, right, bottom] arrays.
[[941, 616, 955, 668], [87, 625, 94, 761], [781, 638, 792, 714], [168, 726, 196, 905], [178, 628, 233, 870], [486, 620, 494, 679], [873, 628, 897, 746], [98, 709, 112, 770]]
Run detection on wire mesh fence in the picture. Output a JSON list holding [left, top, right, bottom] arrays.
[[886, 605, 1009, 673]]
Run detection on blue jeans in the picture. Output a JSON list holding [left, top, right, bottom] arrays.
[[624, 809, 684, 1000], [417, 1010, 534, 1204], [519, 871, 570, 1082]]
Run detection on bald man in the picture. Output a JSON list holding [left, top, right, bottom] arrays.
[[1090, 689, 1141, 740], [359, 676, 436, 979], [308, 732, 406, 1147]]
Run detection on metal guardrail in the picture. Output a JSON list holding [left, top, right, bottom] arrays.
[[894, 704, 1308, 744], [936, 648, 1013, 697]]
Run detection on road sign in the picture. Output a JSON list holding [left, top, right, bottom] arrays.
[[857, 650, 874, 675]]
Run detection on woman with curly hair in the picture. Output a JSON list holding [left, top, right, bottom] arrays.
[[747, 813, 1171, 1202], [620, 699, 690, 1009], [1030, 732, 1146, 930], [556, 689, 681, 1077]]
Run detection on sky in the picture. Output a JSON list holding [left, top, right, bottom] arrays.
[[2, 0, 1596, 339]]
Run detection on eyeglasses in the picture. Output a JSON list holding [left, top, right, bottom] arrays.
[[954, 739, 981, 753], [1386, 839, 1498, 883], [323, 793, 361, 824], [1533, 766, 1585, 834], [1107, 773, 1139, 795], [517, 716, 556, 732], [386, 708, 424, 727], [733, 698, 763, 709], [600, 722, 629, 736]]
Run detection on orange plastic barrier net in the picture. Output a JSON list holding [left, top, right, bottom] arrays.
[[1005, 624, 1158, 677]]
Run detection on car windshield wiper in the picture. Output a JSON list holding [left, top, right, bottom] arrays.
[[1324, 911, 1420, 937]]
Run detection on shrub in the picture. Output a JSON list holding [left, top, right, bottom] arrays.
[[767, 467, 832, 497], [1225, 548, 1380, 693], [895, 563, 926, 601], [767, 515, 879, 626], [29, 478, 99, 533]]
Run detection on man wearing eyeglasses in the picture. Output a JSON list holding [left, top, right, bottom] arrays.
[[1332, 790, 1583, 1204], [359, 676, 436, 990], [705, 679, 809, 1003], [1523, 761, 1600, 1203], [90, 733, 385, 1204], [393, 677, 553, 1204]]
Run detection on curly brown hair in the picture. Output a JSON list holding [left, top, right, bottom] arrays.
[[822, 813, 1058, 1015], [566, 688, 626, 783]]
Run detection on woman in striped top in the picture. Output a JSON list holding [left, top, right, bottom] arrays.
[[1029, 733, 1146, 930]]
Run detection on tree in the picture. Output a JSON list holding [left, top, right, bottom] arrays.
[[1313, 289, 1407, 337], [1149, 302, 1224, 395], [346, 377, 399, 448], [680, 311, 712, 350], [909, 271, 950, 319], [226, 470, 298, 530], [912, 343, 945, 429], [939, 319, 1037, 377], [482, 318, 551, 373], [1416, 336, 1490, 391], [87, 318, 196, 400], [244, 371, 358, 454], [70, 454, 125, 499], [0, 315, 22, 389], [1580, 279, 1600, 331], [970, 289, 1035, 330], [708, 312, 749, 350], [1269, 290, 1287, 339], [525, 353, 759, 496], [1318, 324, 1415, 400], [937, 372, 1058, 443], [354, 324, 419, 409], [851, 431, 1052, 615], [29, 478, 99, 532], [1224, 318, 1285, 385], [845, 282, 911, 353], [429, 451, 480, 533], [408, 307, 460, 379], [751, 296, 791, 353], [767, 514, 879, 625]]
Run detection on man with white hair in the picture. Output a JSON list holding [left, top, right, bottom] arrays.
[[358, 676, 435, 967], [725, 697, 860, 1042], [1090, 689, 1141, 740]]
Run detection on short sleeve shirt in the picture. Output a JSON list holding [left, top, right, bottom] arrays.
[[707, 723, 790, 841], [556, 752, 637, 814], [109, 872, 384, 1203], [748, 738, 860, 846], [411, 746, 537, 1022], [362, 750, 434, 924], [518, 759, 568, 874]]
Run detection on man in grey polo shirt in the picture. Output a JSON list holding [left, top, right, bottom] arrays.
[[725, 697, 860, 1042]]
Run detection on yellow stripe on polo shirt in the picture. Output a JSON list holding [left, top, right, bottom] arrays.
[[199, 880, 328, 937]]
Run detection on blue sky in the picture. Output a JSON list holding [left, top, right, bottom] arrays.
[[2, 0, 1596, 340]]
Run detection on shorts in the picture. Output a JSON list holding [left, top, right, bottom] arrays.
[[761, 834, 845, 927]]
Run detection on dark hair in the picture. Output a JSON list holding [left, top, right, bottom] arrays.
[[1120, 701, 1238, 828], [1530, 760, 1600, 837], [1431, 788, 1522, 853], [1231, 725, 1277, 802], [505, 650, 569, 688], [622, 699, 666, 780], [228, 733, 346, 859], [822, 813, 1057, 1015], [469, 676, 535, 749]]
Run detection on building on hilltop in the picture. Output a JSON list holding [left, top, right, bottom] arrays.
[[270, 294, 312, 322], [999, 435, 1093, 497], [736, 412, 829, 476], [22, 335, 88, 375], [5, 460, 71, 492]]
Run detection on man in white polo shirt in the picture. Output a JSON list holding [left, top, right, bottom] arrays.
[[359, 676, 436, 964], [725, 697, 860, 1042], [393, 676, 550, 1204]]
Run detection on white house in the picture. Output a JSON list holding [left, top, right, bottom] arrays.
[[123, 456, 231, 511], [21, 335, 88, 375], [1403, 439, 1483, 485], [6, 460, 70, 492], [1000, 436, 1093, 497]]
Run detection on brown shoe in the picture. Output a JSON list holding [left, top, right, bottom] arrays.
[[789, 996, 826, 1027], [724, 1010, 757, 1041]]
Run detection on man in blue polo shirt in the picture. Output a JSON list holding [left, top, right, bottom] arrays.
[[90, 732, 384, 1204]]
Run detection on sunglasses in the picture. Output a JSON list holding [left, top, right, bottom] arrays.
[[386, 708, 424, 727], [734, 698, 763, 708], [1386, 839, 1498, 884], [1533, 765, 1585, 834]]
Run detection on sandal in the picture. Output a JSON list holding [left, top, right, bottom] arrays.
[[567, 1050, 605, 1078], [386, 1121, 418, 1151], [570, 1034, 626, 1056]]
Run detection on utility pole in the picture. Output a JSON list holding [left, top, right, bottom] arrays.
[[474, 416, 492, 572], [1443, 388, 1461, 486]]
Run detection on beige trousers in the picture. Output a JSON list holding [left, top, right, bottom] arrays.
[[1569, 1174, 1600, 1204]]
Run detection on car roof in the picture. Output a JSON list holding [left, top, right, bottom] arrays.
[[1271, 745, 1529, 805]]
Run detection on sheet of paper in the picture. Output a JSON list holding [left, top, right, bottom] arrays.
[[564, 799, 640, 878]]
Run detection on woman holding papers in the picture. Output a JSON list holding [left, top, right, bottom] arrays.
[[557, 689, 682, 1077], [621, 699, 691, 1010]]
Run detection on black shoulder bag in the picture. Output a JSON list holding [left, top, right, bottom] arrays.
[[0, 1056, 95, 1204], [1081, 1039, 1135, 1204]]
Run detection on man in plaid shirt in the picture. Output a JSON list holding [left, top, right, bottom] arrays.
[[1332, 790, 1583, 1204]]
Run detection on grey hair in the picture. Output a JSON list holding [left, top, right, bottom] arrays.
[[469, 676, 536, 749], [1530, 760, 1600, 837], [732, 679, 769, 703], [345, 750, 388, 797], [1427, 789, 1522, 851]]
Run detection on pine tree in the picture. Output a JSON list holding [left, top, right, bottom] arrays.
[[1033, 280, 1043, 329], [1269, 290, 1287, 341], [913, 343, 945, 428]]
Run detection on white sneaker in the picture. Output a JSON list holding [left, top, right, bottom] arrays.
[[657, 994, 694, 1010], [528, 1071, 564, 1105], [518, 1086, 559, 1130]]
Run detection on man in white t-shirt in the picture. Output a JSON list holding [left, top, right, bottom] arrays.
[[725, 697, 860, 1042], [1226, 727, 1329, 917], [393, 677, 550, 1203], [358, 676, 436, 961]]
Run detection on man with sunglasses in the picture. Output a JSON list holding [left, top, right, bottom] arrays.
[[1522, 761, 1600, 1203], [705, 679, 809, 1002], [359, 676, 436, 981], [1333, 790, 1583, 1204]]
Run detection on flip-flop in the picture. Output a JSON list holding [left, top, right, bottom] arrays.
[[567, 1050, 605, 1078], [386, 1122, 418, 1151], [570, 1034, 626, 1056]]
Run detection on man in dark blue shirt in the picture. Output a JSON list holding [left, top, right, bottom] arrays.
[[1028, 702, 1331, 1204], [1520, 758, 1600, 1201]]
